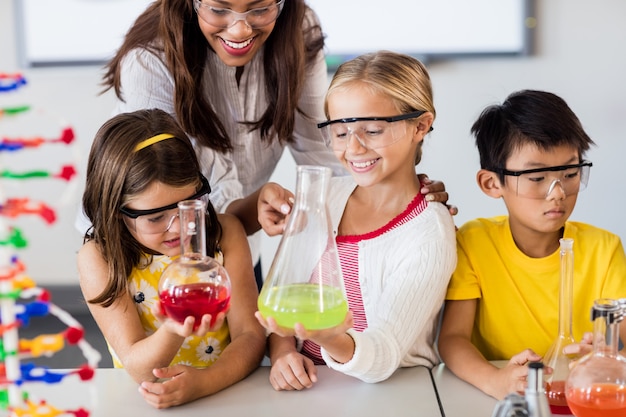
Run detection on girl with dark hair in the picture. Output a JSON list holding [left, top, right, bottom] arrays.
[[78, 108, 266, 408]]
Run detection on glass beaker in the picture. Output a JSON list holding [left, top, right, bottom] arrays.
[[257, 165, 348, 330], [544, 237, 576, 414], [565, 298, 626, 417], [159, 200, 231, 329]]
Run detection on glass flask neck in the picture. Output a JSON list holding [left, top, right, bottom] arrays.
[[293, 165, 331, 211], [557, 238, 574, 338], [591, 298, 623, 357], [543, 238, 575, 415], [177, 199, 207, 260]]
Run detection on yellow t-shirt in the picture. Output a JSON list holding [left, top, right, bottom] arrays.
[[446, 216, 626, 360], [109, 252, 230, 368]]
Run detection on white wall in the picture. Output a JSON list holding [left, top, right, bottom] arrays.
[[1, 0, 625, 286]]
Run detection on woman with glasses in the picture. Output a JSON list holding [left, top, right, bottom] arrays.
[[255, 51, 457, 388], [98, 0, 452, 289], [437, 90, 626, 400], [78, 109, 266, 408]]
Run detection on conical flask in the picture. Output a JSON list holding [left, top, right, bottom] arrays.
[[565, 298, 626, 417], [544, 237, 576, 414], [158, 200, 231, 329], [258, 165, 348, 330]]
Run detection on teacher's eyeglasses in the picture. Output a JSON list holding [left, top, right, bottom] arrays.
[[193, 0, 284, 30]]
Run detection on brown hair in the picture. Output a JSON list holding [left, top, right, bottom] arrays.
[[83, 108, 222, 307], [101, 0, 324, 152]]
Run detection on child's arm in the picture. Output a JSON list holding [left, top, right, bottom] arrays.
[[438, 299, 541, 400], [138, 214, 267, 407], [211, 215, 269, 368], [77, 241, 190, 383]]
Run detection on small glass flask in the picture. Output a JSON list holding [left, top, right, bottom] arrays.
[[158, 200, 231, 329], [258, 165, 348, 330], [565, 298, 626, 417], [544, 237, 576, 414]]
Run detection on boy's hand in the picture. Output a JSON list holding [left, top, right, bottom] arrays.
[[258, 182, 294, 236], [490, 349, 544, 400], [563, 332, 594, 368]]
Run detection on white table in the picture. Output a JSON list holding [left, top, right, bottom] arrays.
[[17, 365, 442, 417], [432, 363, 577, 417], [431, 363, 499, 417]]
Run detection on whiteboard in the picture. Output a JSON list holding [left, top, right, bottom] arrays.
[[16, 0, 153, 67], [15, 0, 532, 68], [308, 0, 533, 67]]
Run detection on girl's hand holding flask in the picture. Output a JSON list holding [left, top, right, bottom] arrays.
[[154, 302, 228, 338]]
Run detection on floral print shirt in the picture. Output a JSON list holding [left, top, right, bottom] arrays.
[[109, 251, 230, 368]]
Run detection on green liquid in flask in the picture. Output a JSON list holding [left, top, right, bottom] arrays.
[[258, 283, 348, 330]]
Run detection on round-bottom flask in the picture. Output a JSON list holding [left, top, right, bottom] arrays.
[[565, 299, 626, 417], [258, 166, 347, 330], [158, 200, 231, 329]]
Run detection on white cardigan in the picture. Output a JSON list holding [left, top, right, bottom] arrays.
[[320, 176, 457, 382]]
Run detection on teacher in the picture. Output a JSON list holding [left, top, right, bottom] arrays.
[[99, 0, 449, 286]]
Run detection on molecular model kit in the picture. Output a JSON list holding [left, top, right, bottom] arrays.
[[0, 73, 101, 417]]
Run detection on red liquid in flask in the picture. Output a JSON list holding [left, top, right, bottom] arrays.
[[566, 383, 626, 417], [545, 380, 571, 414], [160, 282, 230, 328]]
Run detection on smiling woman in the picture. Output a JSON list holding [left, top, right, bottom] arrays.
[[94, 0, 348, 291], [64, 0, 449, 294]]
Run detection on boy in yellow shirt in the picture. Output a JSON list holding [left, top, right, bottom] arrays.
[[438, 89, 626, 400]]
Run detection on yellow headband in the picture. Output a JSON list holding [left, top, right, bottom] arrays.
[[134, 133, 175, 152]]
